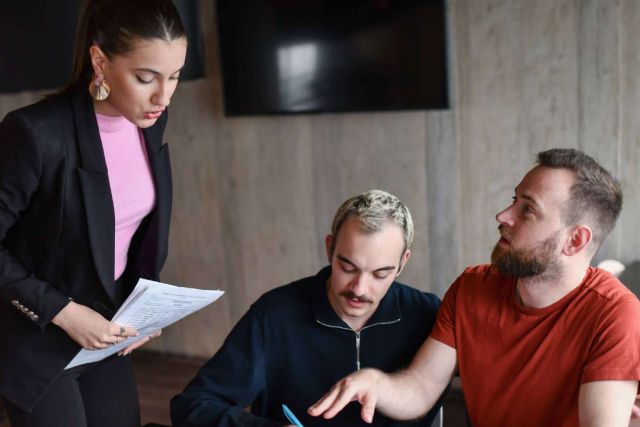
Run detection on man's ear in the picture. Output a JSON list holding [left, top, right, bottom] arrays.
[[324, 234, 333, 263], [563, 225, 592, 256], [89, 44, 108, 76], [397, 249, 412, 277]]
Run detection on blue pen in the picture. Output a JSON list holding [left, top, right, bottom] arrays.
[[282, 403, 304, 427]]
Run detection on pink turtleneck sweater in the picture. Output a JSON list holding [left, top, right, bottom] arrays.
[[96, 113, 156, 280]]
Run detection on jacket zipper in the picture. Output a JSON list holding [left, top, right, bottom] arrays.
[[355, 332, 361, 370], [317, 318, 401, 370]]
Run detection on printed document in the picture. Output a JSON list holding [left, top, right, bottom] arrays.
[[66, 279, 224, 369]]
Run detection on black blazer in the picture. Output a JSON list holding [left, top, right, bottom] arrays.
[[0, 87, 172, 411]]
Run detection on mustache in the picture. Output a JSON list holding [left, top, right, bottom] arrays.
[[340, 291, 373, 304], [498, 225, 511, 242]]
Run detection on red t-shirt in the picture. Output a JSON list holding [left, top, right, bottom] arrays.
[[430, 265, 640, 427]]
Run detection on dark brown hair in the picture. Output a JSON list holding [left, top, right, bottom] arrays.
[[66, 0, 186, 90], [537, 148, 622, 248]]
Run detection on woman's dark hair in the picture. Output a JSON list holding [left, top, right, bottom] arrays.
[[66, 0, 186, 90]]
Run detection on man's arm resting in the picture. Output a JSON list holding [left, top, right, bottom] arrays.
[[308, 337, 456, 423], [579, 380, 638, 427]]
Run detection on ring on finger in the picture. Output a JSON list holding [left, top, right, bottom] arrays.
[[119, 326, 126, 336]]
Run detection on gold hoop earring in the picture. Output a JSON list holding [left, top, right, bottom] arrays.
[[89, 76, 110, 101]]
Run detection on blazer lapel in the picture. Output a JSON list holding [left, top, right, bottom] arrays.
[[140, 116, 172, 276], [70, 89, 117, 303]]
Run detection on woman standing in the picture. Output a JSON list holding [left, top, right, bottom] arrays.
[[0, 1, 186, 425]]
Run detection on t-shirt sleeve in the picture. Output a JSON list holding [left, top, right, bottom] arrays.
[[429, 275, 461, 349], [581, 295, 640, 384]]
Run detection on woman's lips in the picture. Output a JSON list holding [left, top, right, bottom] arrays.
[[144, 110, 164, 119]]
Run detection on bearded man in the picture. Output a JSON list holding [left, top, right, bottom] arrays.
[[310, 148, 640, 427]]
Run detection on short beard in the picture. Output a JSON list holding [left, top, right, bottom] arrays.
[[491, 232, 562, 280]]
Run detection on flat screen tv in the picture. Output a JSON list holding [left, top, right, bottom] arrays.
[[216, 0, 449, 116]]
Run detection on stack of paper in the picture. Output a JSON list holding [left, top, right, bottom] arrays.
[[66, 279, 224, 369]]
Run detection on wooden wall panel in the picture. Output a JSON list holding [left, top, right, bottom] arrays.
[[453, 0, 580, 267], [308, 112, 431, 291], [618, 0, 640, 266], [215, 115, 319, 318], [425, 111, 462, 295], [578, 0, 623, 264]]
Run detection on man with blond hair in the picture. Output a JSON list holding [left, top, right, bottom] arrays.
[[172, 190, 444, 426]]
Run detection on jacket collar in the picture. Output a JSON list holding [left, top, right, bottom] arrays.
[[311, 266, 402, 330], [70, 85, 109, 173], [70, 87, 115, 302]]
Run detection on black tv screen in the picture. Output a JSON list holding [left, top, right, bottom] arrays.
[[216, 0, 449, 115]]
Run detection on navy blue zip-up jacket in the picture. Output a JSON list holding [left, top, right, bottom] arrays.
[[171, 267, 443, 426]]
